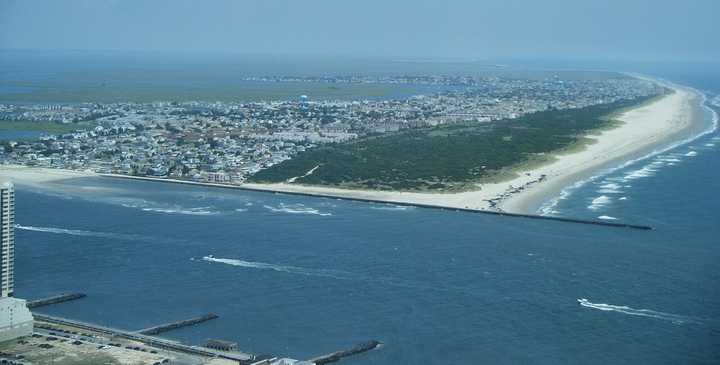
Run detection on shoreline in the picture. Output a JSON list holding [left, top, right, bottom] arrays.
[[1, 77, 711, 218], [244, 77, 710, 214], [0, 164, 654, 229], [506, 79, 716, 214]]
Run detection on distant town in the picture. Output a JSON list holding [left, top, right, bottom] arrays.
[[0, 75, 663, 184]]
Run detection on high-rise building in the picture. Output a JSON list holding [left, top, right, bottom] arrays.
[[0, 181, 33, 342], [1, 181, 15, 297]]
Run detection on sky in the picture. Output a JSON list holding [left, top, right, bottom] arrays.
[[0, 0, 718, 61]]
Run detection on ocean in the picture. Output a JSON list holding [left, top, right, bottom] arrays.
[[5, 58, 720, 364]]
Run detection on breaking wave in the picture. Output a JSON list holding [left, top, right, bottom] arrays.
[[623, 164, 660, 180], [117, 198, 220, 215], [539, 90, 718, 216], [578, 298, 700, 324], [597, 215, 618, 220], [596, 182, 622, 194], [201, 255, 354, 280], [263, 203, 332, 216], [587, 195, 612, 211], [138, 206, 219, 215], [370, 205, 414, 211]]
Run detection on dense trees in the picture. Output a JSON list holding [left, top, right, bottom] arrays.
[[250, 96, 653, 191]]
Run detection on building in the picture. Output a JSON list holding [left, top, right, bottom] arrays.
[[0, 182, 33, 342], [204, 339, 239, 352], [1, 182, 15, 297]]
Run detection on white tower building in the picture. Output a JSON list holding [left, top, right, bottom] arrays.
[[0, 182, 33, 342], [1, 181, 16, 297]]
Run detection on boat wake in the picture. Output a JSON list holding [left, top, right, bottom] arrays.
[[263, 203, 332, 216], [14, 224, 164, 243], [577, 298, 700, 324], [201, 255, 354, 280], [201, 256, 508, 296]]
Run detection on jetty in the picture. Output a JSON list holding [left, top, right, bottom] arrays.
[[33, 313, 254, 362], [27, 293, 86, 309], [308, 340, 382, 364], [138, 313, 219, 335], [99, 174, 654, 231]]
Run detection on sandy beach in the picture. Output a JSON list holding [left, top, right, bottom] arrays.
[[0, 79, 705, 215], [0, 165, 95, 186]]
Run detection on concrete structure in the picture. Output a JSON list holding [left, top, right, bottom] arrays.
[[0, 182, 33, 342], [204, 339, 238, 352], [0, 297, 33, 342]]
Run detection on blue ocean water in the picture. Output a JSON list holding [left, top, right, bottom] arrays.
[[6, 69, 720, 364], [14, 175, 720, 364]]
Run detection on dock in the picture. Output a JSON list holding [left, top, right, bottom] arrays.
[[308, 340, 382, 364], [27, 293, 86, 309], [33, 313, 254, 362], [138, 313, 219, 335]]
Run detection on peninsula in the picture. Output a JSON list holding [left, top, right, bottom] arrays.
[[0, 74, 702, 215]]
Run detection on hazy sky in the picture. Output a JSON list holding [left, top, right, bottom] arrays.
[[1, 0, 717, 61]]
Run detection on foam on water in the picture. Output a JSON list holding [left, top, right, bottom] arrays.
[[139, 206, 219, 215], [370, 205, 414, 211], [597, 215, 618, 220], [623, 165, 658, 180], [263, 203, 332, 216], [587, 195, 611, 211], [596, 182, 622, 194], [685, 151, 698, 157], [201, 255, 354, 280], [577, 298, 700, 324], [116, 198, 221, 215]]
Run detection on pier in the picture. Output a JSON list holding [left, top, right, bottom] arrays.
[[33, 313, 254, 363], [27, 293, 86, 309], [100, 174, 654, 231], [138, 313, 219, 335], [308, 341, 382, 364]]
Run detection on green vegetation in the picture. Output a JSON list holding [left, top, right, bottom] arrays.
[[250, 95, 658, 191], [0, 120, 91, 134]]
